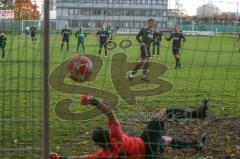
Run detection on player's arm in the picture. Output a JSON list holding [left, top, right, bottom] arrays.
[[136, 29, 143, 43], [182, 33, 186, 42], [96, 31, 99, 37], [236, 34, 240, 42], [75, 31, 78, 38], [85, 32, 88, 38], [70, 30, 72, 36], [81, 95, 118, 122]]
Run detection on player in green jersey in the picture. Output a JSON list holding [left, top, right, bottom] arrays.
[[75, 27, 87, 53]]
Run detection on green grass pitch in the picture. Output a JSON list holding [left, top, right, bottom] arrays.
[[0, 33, 239, 158]]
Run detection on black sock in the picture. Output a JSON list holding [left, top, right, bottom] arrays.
[[143, 62, 150, 75], [61, 44, 64, 50], [132, 62, 144, 74], [176, 59, 179, 68], [105, 50, 107, 56], [67, 44, 69, 50], [99, 49, 101, 55], [170, 138, 198, 149], [178, 60, 181, 67]]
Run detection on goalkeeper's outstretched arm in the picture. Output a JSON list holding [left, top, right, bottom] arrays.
[[81, 95, 118, 122]]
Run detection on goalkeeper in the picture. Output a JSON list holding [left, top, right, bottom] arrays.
[[75, 27, 87, 53], [50, 95, 208, 159]]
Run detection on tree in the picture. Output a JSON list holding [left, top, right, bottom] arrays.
[[0, 0, 14, 9], [14, 0, 40, 20]]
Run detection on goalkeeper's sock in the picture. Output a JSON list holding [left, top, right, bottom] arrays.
[[81, 95, 100, 106]]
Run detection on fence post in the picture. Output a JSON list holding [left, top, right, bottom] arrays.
[[43, 0, 50, 159]]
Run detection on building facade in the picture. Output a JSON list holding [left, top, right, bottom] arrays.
[[56, 0, 169, 30], [197, 3, 221, 18]]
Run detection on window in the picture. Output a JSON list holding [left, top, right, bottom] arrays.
[[152, 0, 156, 4], [71, 20, 79, 28], [152, 10, 156, 16], [163, 0, 168, 5], [69, 9, 74, 15], [125, 0, 131, 4], [147, 0, 151, 4], [136, 0, 141, 4], [74, 9, 79, 14], [135, 9, 146, 16], [158, 11, 162, 16], [125, 9, 135, 16], [108, 0, 113, 3], [163, 10, 167, 16], [107, 9, 113, 15]]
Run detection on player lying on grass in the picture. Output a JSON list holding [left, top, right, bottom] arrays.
[[50, 96, 208, 159]]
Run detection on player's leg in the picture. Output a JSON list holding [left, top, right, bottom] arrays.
[[1, 48, 5, 61], [33, 34, 36, 42], [157, 98, 208, 120], [156, 43, 160, 61], [81, 41, 85, 53], [98, 41, 104, 56], [77, 39, 80, 52], [173, 48, 180, 69], [128, 58, 145, 81], [152, 43, 156, 57], [104, 42, 108, 57], [61, 38, 65, 50], [31, 34, 34, 42], [141, 46, 152, 81], [141, 56, 151, 81], [66, 39, 70, 51], [162, 133, 206, 150]]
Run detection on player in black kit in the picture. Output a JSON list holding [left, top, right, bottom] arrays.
[[128, 19, 156, 81], [166, 27, 186, 69], [61, 25, 72, 51], [96, 26, 109, 57], [29, 25, 37, 42], [153, 28, 162, 61]]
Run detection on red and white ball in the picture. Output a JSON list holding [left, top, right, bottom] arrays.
[[66, 55, 93, 82]]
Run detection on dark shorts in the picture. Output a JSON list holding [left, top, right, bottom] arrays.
[[140, 117, 165, 159], [140, 46, 151, 58], [62, 37, 69, 43], [172, 48, 180, 55], [31, 33, 35, 37], [100, 41, 108, 49]]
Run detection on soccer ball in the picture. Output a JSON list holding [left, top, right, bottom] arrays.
[[66, 55, 93, 82]]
